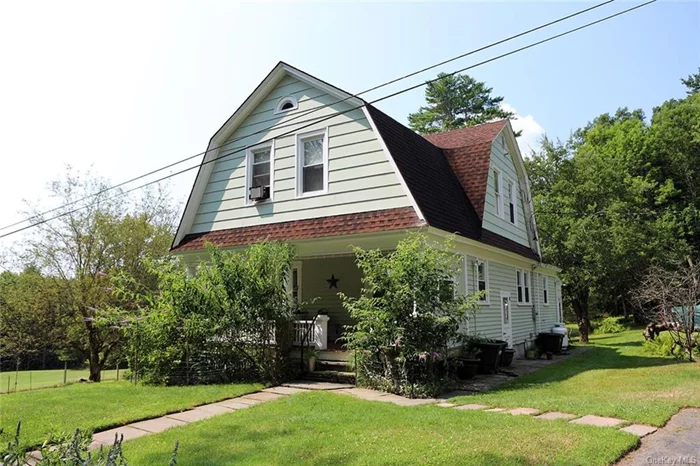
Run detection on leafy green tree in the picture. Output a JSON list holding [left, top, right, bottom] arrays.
[[681, 68, 700, 94], [128, 241, 298, 385], [18, 169, 177, 381], [527, 108, 688, 341], [408, 73, 516, 134], [0, 268, 67, 374], [342, 234, 481, 397]]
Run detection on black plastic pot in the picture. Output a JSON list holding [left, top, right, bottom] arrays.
[[476, 341, 507, 374], [500, 348, 515, 367], [536, 333, 564, 354], [455, 358, 479, 380]]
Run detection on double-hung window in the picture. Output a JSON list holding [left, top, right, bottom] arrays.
[[516, 269, 531, 304], [493, 170, 502, 217], [542, 276, 549, 305], [475, 260, 488, 303], [246, 142, 273, 203], [296, 129, 328, 196], [506, 179, 516, 224]]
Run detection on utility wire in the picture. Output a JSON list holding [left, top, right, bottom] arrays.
[[0, 0, 656, 240], [0, 0, 616, 233]]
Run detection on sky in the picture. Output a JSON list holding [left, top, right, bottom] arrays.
[[0, 0, 698, 253]]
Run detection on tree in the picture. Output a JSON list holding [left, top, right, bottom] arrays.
[[681, 68, 700, 94], [342, 234, 481, 397], [18, 169, 177, 381], [0, 268, 67, 375], [526, 109, 688, 342], [128, 242, 298, 385], [636, 260, 700, 361], [407, 73, 517, 134]]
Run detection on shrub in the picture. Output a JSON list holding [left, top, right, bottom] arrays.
[[125, 241, 300, 385], [1, 421, 177, 465], [596, 317, 626, 334], [342, 234, 481, 398], [642, 333, 675, 357]]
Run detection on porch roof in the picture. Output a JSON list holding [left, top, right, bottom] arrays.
[[172, 207, 425, 251]]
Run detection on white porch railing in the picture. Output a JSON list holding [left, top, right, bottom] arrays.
[[292, 314, 330, 350]]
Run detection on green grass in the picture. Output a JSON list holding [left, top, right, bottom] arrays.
[[0, 381, 262, 449], [451, 329, 700, 426], [123, 391, 638, 466], [0, 368, 120, 393]]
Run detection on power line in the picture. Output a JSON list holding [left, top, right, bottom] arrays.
[[0, 0, 616, 233], [0, 0, 656, 240]]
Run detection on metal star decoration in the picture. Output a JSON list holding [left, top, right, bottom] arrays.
[[327, 274, 340, 289]]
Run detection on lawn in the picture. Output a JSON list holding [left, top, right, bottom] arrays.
[[122, 391, 638, 466], [1, 368, 119, 393], [451, 329, 700, 426], [0, 381, 262, 449]]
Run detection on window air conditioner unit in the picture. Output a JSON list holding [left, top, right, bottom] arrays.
[[249, 185, 270, 201]]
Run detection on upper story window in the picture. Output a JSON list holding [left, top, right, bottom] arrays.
[[274, 96, 298, 114], [506, 179, 517, 224], [246, 142, 273, 203], [493, 169, 502, 217], [516, 269, 531, 304], [542, 276, 549, 305], [296, 129, 328, 196], [475, 260, 489, 304]]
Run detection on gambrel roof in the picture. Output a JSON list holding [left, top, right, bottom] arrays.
[[172, 63, 540, 261]]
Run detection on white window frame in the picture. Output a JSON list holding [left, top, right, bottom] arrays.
[[245, 140, 274, 205], [542, 276, 549, 306], [506, 178, 517, 225], [291, 261, 302, 302], [474, 259, 489, 305], [274, 95, 298, 114], [295, 128, 329, 197], [493, 169, 503, 218], [516, 269, 531, 305]]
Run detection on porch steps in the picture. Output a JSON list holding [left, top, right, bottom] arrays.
[[316, 359, 351, 371], [302, 370, 356, 385]]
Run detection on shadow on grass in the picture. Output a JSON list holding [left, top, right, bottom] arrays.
[[486, 344, 686, 393]]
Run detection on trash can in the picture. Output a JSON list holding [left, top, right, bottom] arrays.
[[477, 340, 507, 373], [551, 323, 569, 351], [535, 333, 564, 354]]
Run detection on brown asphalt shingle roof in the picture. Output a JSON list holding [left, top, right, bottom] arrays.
[[173, 207, 425, 252], [173, 98, 538, 261]]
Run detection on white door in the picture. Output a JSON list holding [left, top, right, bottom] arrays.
[[500, 292, 513, 347]]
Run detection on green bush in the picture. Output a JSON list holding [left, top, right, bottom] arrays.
[[342, 234, 481, 398], [595, 317, 626, 334], [1, 421, 177, 465], [642, 334, 675, 357], [123, 241, 300, 386]]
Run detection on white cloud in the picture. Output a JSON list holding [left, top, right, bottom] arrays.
[[501, 103, 545, 156]]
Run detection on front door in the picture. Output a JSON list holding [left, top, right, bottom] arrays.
[[500, 292, 513, 347]]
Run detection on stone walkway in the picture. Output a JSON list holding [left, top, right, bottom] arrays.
[[616, 408, 700, 466], [25, 379, 682, 464]]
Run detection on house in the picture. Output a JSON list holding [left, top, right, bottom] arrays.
[[171, 62, 563, 360]]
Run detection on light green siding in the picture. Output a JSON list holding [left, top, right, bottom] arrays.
[[482, 136, 531, 247], [190, 74, 412, 234], [299, 256, 360, 344], [461, 254, 560, 351]]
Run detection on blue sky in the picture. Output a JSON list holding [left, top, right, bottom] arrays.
[[0, 0, 697, 251]]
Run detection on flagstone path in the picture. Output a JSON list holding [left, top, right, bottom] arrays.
[[26, 380, 688, 465]]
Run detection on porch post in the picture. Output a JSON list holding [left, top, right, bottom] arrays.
[[314, 314, 330, 350]]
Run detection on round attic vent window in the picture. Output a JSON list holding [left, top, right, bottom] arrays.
[[275, 96, 298, 114]]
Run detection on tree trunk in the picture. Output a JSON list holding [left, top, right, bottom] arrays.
[[571, 289, 591, 343], [88, 348, 103, 382]]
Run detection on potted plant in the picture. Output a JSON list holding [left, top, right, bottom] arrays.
[[525, 340, 538, 360], [501, 348, 516, 367], [455, 334, 485, 379], [306, 348, 319, 372]]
